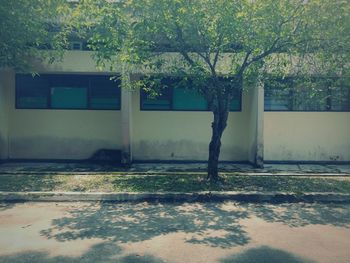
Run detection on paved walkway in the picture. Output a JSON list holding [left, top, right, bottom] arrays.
[[0, 201, 349, 263], [0, 162, 350, 175]]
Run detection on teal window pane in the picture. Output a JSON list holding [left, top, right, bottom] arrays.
[[51, 87, 87, 109], [141, 88, 172, 110], [173, 88, 208, 110], [230, 89, 242, 111], [230, 98, 241, 111], [142, 98, 171, 110]]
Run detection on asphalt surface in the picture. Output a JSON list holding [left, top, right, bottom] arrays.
[[0, 201, 350, 263]]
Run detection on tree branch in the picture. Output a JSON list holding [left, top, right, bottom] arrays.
[[238, 50, 252, 75], [247, 37, 280, 66]]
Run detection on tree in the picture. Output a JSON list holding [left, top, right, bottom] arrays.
[[74, 0, 349, 181], [0, 0, 71, 71]]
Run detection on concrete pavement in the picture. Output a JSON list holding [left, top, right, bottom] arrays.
[[0, 201, 349, 263], [1, 162, 350, 175]]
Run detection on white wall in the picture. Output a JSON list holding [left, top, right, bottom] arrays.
[[9, 110, 122, 160], [132, 90, 251, 161], [34, 51, 109, 73], [5, 52, 122, 160], [264, 112, 350, 161], [5, 51, 350, 162], [0, 70, 10, 160]]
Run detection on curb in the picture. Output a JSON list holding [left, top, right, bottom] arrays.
[[0, 171, 349, 177], [1, 191, 350, 203]]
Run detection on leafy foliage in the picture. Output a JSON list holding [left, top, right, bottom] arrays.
[[0, 0, 71, 70], [74, 0, 349, 88], [72, 0, 350, 179]]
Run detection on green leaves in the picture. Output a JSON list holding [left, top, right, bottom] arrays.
[[0, 0, 71, 71], [74, 0, 348, 112]]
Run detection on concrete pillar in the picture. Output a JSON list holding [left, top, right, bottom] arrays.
[[120, 85, 133, 165], [255, 82, 264, 167], [248, 81, 264, 168], [0, 70, 11, 161]]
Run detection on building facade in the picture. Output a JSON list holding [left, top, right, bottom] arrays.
[[0, 51, 349, 165]]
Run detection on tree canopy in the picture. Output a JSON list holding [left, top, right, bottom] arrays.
[[2, 0, 349, 180], [72, 0, 350, 180], [0, 0, 71, 70]]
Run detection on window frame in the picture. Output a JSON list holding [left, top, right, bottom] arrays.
[[140, 79, 242, 112], [15, 74, 121, 111], [264, 77, 350, 112]]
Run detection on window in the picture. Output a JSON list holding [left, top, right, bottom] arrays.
[[16, 74, 121, 110], [173, 88, 208, 110], [51, 87, 88, 109], [141, 86, 172, 110], [264, 77, 350, 112], [90, 76, 121, 110], [140, 77, 242, 111], [16, 75, 49, 109]]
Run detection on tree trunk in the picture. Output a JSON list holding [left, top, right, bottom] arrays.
[[207, 109, 229, 182]]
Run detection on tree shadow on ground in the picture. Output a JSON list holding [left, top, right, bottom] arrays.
[[220, 246, 315, 263], [41, 202, 251, 248], [0, 242, 165, 263], [0, 202, 17, 211], [245, 202, 350, 228], [40, 202, 350, 249]]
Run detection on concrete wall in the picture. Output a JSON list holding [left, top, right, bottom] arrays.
[[0, 70, 10, 160], [132, 90, 251, 161], [264, 112, 350, 161], [3, 51, 350, 162], [4, 52, 122, 160], [9, 111, 122, 160], [34, 51, 109, 73]]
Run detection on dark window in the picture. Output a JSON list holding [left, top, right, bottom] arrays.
[[141, 86, 172, 110], [16, 74, 121, 110], [16, 75, 49, 109], [229, 88, 241, 111], [264, 77, 350, 112], [90, 76, 121, 110], [140, 77, 242, 111]]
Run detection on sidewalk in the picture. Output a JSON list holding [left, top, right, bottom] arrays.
[[0, 162, 350, 203], [1, 161, 350, 175]]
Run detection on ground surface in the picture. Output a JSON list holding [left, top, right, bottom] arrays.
[[1, 162, 350, 174], [0, 201, 349, 263], [1, 163, 350, 193]]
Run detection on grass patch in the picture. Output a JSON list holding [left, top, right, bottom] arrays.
[[0, 174, 349, 193]]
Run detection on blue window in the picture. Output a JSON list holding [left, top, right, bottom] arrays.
[[16, 75, 49, 109], [140, 77, 241, 111], [264, 77, 350, 112], [16, 74, 121, 110], [51, 87, 88, 109]]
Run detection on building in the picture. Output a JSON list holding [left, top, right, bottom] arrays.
[[0, 51, 349, 165]]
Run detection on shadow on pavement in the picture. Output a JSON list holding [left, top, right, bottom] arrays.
[[220, 246, 315, 263], [0, 202, 17, 211], [247, 203, 350, 228], [39, 202, 350, 249], [40, 202, 251, 248], [0, 242, 165, 263]]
